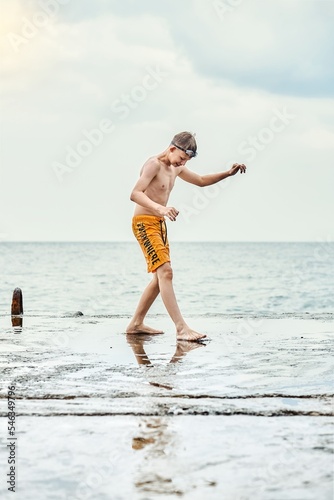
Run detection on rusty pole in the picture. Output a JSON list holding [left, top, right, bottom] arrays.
[[11, 288, 23, 328], [11, 288, 23, 315]]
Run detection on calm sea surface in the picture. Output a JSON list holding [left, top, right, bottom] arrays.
[[0, 242, 333, 318]]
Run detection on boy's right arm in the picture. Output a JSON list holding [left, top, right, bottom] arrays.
[[130, 165, 158, 212]]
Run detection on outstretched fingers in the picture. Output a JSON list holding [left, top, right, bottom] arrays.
[[232, 163, 247, 174]]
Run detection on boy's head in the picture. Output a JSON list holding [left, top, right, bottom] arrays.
[[170, 131, 197, 164]]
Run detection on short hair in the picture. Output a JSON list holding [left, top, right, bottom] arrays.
[[171, 131, 197, 155]]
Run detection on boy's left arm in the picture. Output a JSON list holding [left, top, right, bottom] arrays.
[[178, 163, 246, 187]]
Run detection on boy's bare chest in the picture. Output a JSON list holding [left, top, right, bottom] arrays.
[[154, 170, 177, 193]]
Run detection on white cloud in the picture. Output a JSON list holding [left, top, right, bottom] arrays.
[[300, 128, 334, 150], [0, 0, 333, 241], [78, 0, 333, 98]]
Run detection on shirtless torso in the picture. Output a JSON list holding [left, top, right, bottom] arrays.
[[131, 146, 202, 222], [133, 158, 181, 216]]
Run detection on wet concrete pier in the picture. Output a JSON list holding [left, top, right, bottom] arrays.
[[0, 313, 333, 499]]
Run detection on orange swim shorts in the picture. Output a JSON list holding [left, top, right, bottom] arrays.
[[132, 215, 170, 273]]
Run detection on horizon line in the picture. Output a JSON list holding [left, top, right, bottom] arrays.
[[0, 240, 329, 244]]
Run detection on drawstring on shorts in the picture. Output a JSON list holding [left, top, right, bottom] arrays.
[[160, 219, 168, 246]]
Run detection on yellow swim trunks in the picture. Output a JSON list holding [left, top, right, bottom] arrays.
[[132, 215, 170, 273]]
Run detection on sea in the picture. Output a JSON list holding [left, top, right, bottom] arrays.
[[0, 241, 333, 319]]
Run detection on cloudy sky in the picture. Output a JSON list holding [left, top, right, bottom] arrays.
[[0, 0, 333, 242]]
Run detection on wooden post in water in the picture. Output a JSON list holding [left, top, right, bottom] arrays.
[[11, 288, 23, 328], [11, 288, 23, 315]]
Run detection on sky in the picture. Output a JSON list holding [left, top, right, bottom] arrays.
[[0, 0, 333, 242]]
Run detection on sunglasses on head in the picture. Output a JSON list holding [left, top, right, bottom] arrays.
[[171, 141, 197, 158]]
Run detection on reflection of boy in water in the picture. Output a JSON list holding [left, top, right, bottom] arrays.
[[127, 131, 246, 341], [127, 334, 203, 368], [128, 335, 205, 495]]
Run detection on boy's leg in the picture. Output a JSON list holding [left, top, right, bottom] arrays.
[[156, 263, 206, 342], [126, 273, 164, 334]]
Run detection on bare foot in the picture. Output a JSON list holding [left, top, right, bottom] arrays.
[[176, 328, 206, 342], [126, 323, 164, 335]]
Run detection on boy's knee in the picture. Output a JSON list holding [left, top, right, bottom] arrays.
[[157, 263, 173, 281]]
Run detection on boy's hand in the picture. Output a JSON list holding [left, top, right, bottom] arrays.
[[229, 163, 247, 176], [157, 205, 179, 222]]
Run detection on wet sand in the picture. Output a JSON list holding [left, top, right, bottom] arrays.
[[0, 314, 333, 499]]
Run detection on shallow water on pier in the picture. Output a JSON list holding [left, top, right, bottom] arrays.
[[1, 315, 333, 413], [1, 315, 333, 499]]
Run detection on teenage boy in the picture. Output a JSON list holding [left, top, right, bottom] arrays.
[[127, 132, 246, 341]]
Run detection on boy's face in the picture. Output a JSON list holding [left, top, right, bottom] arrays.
[[169, 146, 190, 167]]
